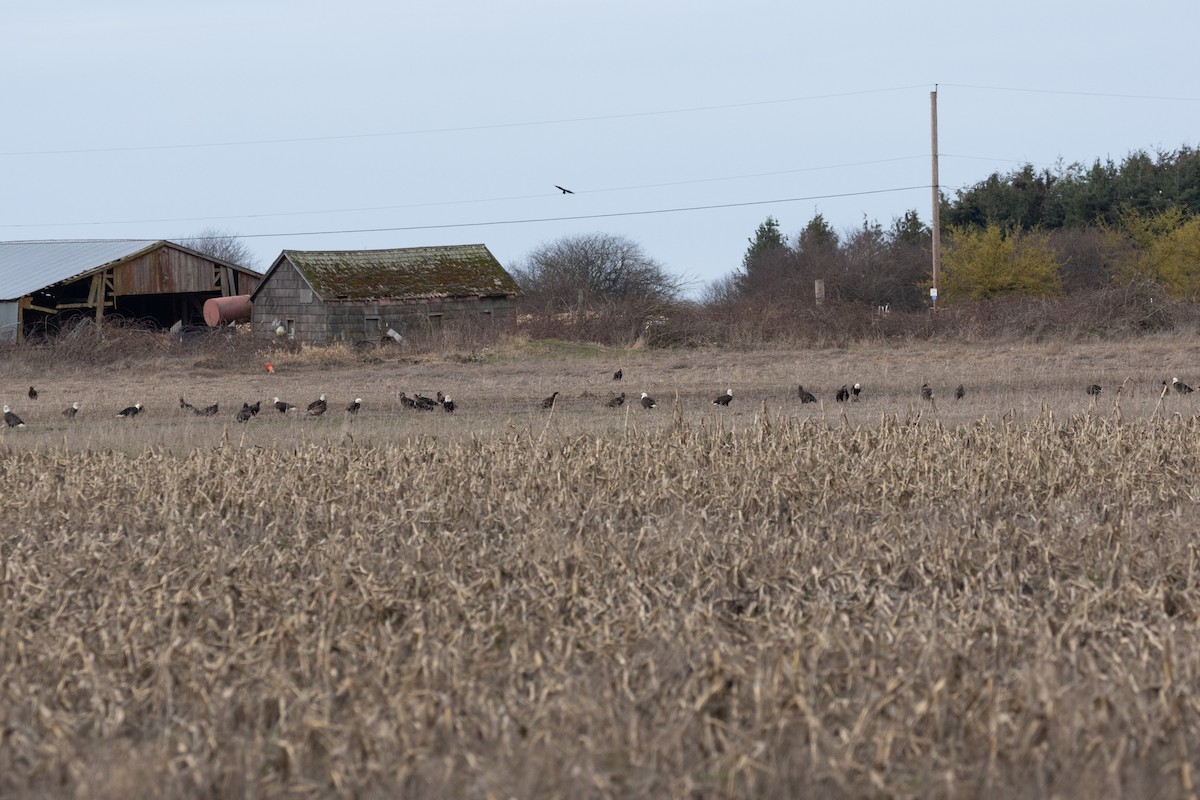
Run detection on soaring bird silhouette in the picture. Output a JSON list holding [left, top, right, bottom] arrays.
[[555, 185, 574, 194]]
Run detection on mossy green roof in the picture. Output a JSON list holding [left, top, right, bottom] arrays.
[[276, 244, 519, 302]]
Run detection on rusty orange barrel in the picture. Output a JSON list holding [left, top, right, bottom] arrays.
[[203, 295, 253, 327]]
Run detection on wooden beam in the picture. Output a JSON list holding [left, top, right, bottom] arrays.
[[56, 301, 113, 310]]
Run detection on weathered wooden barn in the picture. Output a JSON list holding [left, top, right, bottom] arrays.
[[249, 244, 521, 344], [0, 239, 262, 342]]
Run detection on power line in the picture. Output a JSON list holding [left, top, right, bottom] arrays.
[[0, 156, 930, 230], [940, 83, 1200, 103], [215, 185, 933, 242], [0, 85, 929, 157]]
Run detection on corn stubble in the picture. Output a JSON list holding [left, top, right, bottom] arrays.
[[2, 408, 1199, 799]]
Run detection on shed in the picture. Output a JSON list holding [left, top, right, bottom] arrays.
[[0, 239, 262, 342], [249, 244, 520, 344]]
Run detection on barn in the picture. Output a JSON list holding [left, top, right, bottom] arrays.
[[0, 239, 262, 342], [249, 244, 521, 344]]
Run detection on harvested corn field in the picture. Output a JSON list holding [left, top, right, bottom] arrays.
[[3, 397, 1200, 798], [3, 336, 1200, 798]]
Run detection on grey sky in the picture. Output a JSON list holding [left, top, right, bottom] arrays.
[[3, 1, 1198, 293]]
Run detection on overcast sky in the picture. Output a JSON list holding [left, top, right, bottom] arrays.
[[3, 1, 1199, 294]]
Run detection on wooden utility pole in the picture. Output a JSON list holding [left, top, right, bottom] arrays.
[[930, 85, 941, 310]]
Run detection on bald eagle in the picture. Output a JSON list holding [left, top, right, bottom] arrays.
[[236, 404, 254, 422], [273, 397, 295, 413], [1173, 377, 1194, 394], [1086, 384, 1102, 396], [613, 369, 623, 381], [921, 384, 933, 401], [835, 385, 849, 403], [347, 398, 362, 414], [62, 402, 79, 419], [640, 392, 657, 409], [28, 386, 37, 401], [307, 394, 327, 416], [851, 383, 862, 400], [117, 403, 142, 417], [442, 396, 456, 413], [955, 384, 965, 401], [713, 389, 733, 406], [798, 385, 817, 404], [3, 405, 24, 427], [542, 392, 559, 409], [606, 392, 625, 408]]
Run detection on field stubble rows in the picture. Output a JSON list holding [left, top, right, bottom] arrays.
[[2, 340, 1200, 797]]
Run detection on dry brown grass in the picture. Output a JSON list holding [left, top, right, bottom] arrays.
[[2, 337, 1200, 798]]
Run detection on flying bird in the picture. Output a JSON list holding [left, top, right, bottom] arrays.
[[273, 397, 295, 413], [442, 396, 456, 413], [613, 369, 623, 381], [713, 389, 733, 406], [27, 386, 37, 400], [851, 383, 862, 400], [640, 392, 657, 409], [921, 384, 933, 402], [606, 392, 625, 408], [346, 398, 362, 414], [3, 405, 24, 428], [955, 384, 965, 401], [797, 385, 817, 404], [1173, 377, 1194, 394], [307, 394, 328, 417], [62, 402, 79, 419], [555, 185, 574, 194], [117, 403, 143, 418], [1086, 384, 1102, 396], [542, 391, 559, 409], [835, 385, 849, 403]]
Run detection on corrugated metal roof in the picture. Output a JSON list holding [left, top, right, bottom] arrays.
[[0, 239, 161, 301], [0, 239, 264, 301], [261, 244, 520, 302]]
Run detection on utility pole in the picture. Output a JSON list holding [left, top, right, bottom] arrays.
[[930, 85, 941, 311]]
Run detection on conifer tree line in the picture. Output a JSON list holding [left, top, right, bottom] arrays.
[[729, 145, 1200, 310]]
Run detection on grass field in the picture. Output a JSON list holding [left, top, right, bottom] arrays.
[[2, 335, 1200, 798]]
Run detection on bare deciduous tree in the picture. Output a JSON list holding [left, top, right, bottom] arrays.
[[510, 233, 684, 311], [177, 227, 259, 269]]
